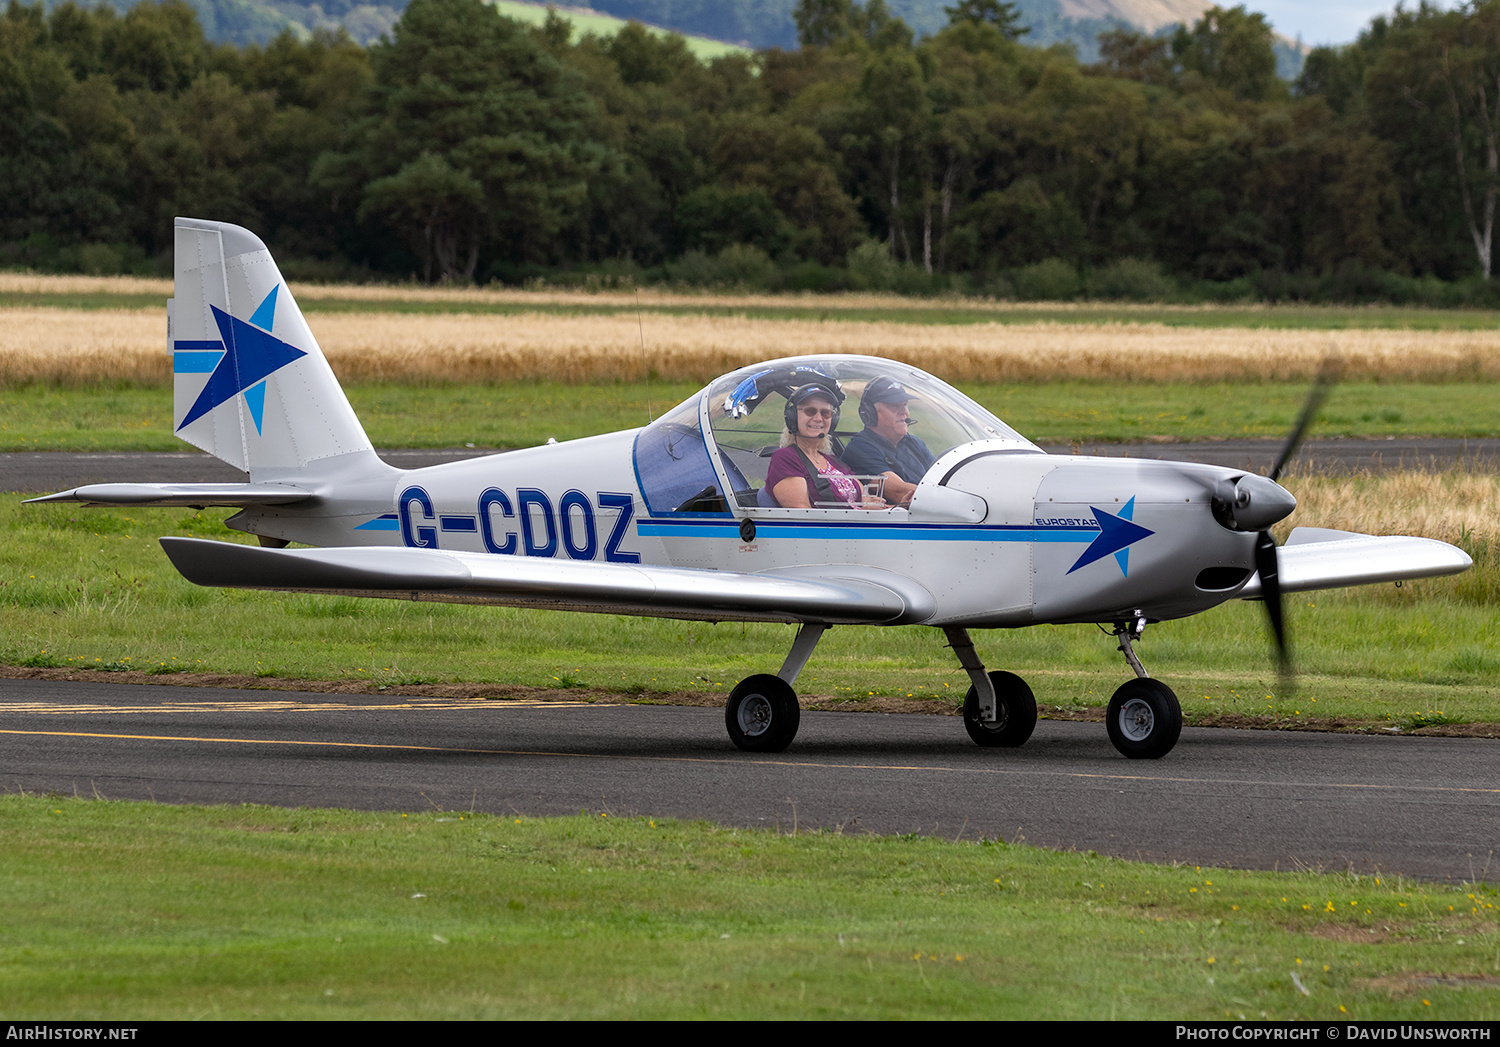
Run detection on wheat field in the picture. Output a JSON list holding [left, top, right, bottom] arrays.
[[1281, 469, 1500, 546], [8, 305, 1500, 387], [0, 271, 1281, 313]]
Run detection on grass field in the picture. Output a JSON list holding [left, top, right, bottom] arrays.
[[2, 797, 1495, 1019], [7, 379, 1500, 451], [4, 277, 1500, 450], [14, 305, 1500, 388], [8, 272, 1500, 331]]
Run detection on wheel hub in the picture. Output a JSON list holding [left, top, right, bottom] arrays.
[[981, 703, 1009, 731], [737, 694, 772, 737], [1118, 697, 1155, 742]]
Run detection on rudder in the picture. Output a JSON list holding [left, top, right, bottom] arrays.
[[170, 218, 372, 476]]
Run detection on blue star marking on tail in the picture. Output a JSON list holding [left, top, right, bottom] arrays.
[[1066, 497, 1154, 575], [177, 287, 304, 434]]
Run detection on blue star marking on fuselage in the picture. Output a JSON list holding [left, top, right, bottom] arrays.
[[176, 287, 305, 434], [1066, 497, 1154, 575]]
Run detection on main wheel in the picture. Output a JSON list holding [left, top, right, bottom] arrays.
[[962, 670, 1038, 748], [725, 674, 801, 752], [1106, 678, 1182, 759]]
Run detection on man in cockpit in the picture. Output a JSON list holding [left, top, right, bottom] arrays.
[[840, 376, 936, 507]]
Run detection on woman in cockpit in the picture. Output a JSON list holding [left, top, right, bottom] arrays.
[[765, 383, 885, 509]]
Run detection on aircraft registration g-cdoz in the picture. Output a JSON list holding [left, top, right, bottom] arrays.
[[30, 218, 1473, 759]]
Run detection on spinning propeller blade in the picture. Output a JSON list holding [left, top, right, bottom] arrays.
[[1256, 355, 1341, 690], [1254, 529, 1289, 672], [1268, 355, 1342, 483]]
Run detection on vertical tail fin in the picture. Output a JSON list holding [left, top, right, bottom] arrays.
[[170, 217, 373, 476]]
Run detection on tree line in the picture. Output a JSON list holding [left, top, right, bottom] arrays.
[[4, 0, 1500, 303]]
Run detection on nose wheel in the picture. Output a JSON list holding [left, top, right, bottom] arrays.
[[1104, 612, 1182, 758], [1106, 678, 1181, 759]]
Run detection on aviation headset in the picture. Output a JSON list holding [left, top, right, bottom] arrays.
[[784, 381, 845, 434], [858, 375, 915, 427]]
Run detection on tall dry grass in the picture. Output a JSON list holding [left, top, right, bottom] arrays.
[[1281, 470, 1500, 547], [0, 274, 173, 297], [0, 270, 1294, 312], [10, 307, 1500, 387], [1280, 468, 1500, 603]]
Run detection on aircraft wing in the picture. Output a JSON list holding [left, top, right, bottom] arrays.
[[27, 483, 313, 508], [1238, 527, 1471, 598], [158, 537, 936, 625]]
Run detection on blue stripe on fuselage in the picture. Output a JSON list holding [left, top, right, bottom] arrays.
[[634, 518, 1100, 542], [355, 514, 400, 532]]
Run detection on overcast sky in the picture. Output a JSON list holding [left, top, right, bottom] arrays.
[[1243, 1, 1457, 46]]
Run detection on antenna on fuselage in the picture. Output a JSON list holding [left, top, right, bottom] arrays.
[[636, 286, 654, 423]]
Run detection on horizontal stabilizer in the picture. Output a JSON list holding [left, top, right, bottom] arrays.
[[1238, 528, 1471, 598], [158, 538, 935, 625], [26, 483, 312, 508]]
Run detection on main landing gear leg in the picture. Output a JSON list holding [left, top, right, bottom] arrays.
[[943, 627, 1037, 748], [1105, 610, 1182, 760], [724, 623, 826, 753]]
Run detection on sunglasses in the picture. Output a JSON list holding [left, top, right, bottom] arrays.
[[800, 406, 834, 419]]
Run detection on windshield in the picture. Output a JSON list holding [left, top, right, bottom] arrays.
[[704, 356, 1033, 503]]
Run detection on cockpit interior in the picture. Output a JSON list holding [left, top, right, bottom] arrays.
[[632, 356, 1035, 516]]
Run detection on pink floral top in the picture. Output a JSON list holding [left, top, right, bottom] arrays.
[[766, 446, 863, 507]]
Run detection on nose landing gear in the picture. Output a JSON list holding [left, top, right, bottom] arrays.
[[1104, 612, 1182, 759]]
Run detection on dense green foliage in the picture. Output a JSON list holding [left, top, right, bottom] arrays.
[[4, 0, 1500, 300]]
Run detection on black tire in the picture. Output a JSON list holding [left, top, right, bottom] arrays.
[[962, 670, 1038, 748], [725, 674, 800, 753], [1106, 678, 1182, 759]]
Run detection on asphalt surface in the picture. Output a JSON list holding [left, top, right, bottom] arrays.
[[4, 438, 1499, 493], [3, 677, 1497, 881]]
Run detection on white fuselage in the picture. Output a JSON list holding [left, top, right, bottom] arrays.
[[229, 430, 1260, 629]]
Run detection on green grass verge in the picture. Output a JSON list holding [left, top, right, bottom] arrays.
[[6, 288, 1500, 330], [1, 796, 1495, 1019], [5, 380, 1498, 452], [2, 498, 1496, 729]]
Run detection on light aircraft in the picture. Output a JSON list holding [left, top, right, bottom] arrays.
[[29, 219, 1473, 759]]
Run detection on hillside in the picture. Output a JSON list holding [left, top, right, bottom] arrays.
[[572, 0, 1217, 60], [1056, 0, 1209, 33], [492, 2, 750, 59], [35, 0, 1254, 63], [34, 0, 404, 45], [580, 0, 1301, 69]]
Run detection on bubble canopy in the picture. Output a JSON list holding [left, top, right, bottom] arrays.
[[632, 356, 1035, 516]]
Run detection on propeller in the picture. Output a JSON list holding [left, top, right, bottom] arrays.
[[1178, 356, 1340, 687], [1252, 356, 1343, 684], [1268, 355, 1341, 485]]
